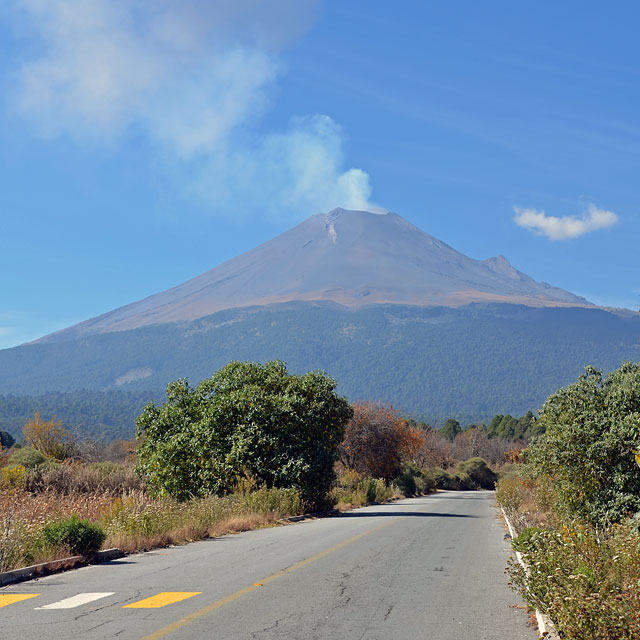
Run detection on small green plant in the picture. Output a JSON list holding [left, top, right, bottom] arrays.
[[42, 514, 106, 556]]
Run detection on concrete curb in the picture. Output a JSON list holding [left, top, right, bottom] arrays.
[[500, 507, 560, 639], [0, 548, 125, 587]]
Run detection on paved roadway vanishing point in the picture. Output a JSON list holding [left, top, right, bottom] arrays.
[[1, 491, 537, 640]]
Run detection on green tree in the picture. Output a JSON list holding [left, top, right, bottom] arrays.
[[0, 430, 15, 449], [135, 361, 352, 507], [527, 363, 640, 525], [440, 418, 462, 441], [488, 411, 542, 440]]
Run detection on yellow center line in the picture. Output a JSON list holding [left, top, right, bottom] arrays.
[[143, 519, 394, 640], [0, 594, 39, 608]]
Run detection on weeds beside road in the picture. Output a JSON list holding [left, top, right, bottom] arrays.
[[0, 483, 303, 573], [0, 465, 410, 574]]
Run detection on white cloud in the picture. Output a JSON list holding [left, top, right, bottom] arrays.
[[10, 0, 376, 217], [513, 204, 618, 240]]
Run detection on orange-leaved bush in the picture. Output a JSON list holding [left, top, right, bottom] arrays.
[[339, 402, 425, 480]]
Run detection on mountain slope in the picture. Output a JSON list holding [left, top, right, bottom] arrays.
[[38, 208, 588, 343], [2, 303, 639, 436]]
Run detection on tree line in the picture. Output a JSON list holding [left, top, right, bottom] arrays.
[[1, 360, 536, 508]]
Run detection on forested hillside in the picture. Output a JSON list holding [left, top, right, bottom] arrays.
[[0, 390, 160, 441], [0, 303, 638, 430]]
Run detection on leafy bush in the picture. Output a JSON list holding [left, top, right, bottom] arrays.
[[0, 430, 15, 449], [415, 469, 437, 494], [42, 515, 106, 556], [432, 468, 457, 490], [367, 478, 393, 503], [457, 457, 497, 489], [527, 363, 640, 525], [456, 471, 474, 490], [23, 412, 76, 461], [10, 447, 47, 469], [496, 363, 640, 637], [136, 361, 352, 508], [392, 464, 436, 496], [431, 467, 475, 490]]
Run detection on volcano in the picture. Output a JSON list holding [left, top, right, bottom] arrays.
[[38, 208, 588, 342], [3, 209, 637, 427]]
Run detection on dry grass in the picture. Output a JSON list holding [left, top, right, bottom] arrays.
[[0, 487, 114, 571], [0, 485, 303, 571]]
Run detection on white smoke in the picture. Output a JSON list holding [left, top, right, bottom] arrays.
[[10, 0, 376, 217], [513, 204, 618, 240], [191, 115, 374, 220]]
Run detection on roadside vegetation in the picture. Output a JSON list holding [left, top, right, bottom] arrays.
[[0, 360, 527, 573], [496, 362, 640, 639]]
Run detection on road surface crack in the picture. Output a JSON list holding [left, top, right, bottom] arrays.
[[251, 612, 297, 638]]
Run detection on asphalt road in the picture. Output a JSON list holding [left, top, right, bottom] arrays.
[[0, 491, 537, 640]]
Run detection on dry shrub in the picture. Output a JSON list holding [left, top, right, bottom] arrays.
[[450, 428, 516, 468], [340, 402, 420, 479], [75, 438, 138, 464], [0, 445, 10, 468], [496, 471, 557, 534], [497, 469, 640, 638], [411, 428, 454, 469]]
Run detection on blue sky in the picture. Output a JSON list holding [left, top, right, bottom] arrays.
[[1, 1, 638, 349]]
